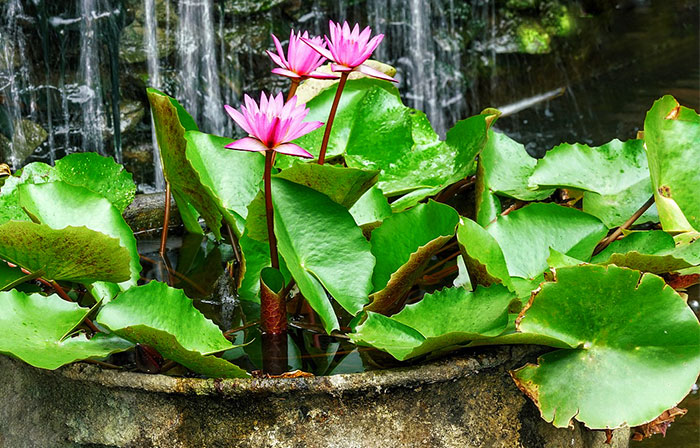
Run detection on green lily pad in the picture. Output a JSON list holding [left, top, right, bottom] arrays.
[[0, 290, 132, 370], [348, 108, 498, 204], [96, 281, 248, 378], [349, 185, 393, 229], [18, 182, 141, 289], [54, 153, 136, 213], [184, 130, 265, 236], [590, 230, 699, 274], [350, 284, 515, 360], [456, 217, 514, 291], [275, 163, 379, 209], [291, 78, 495, 206], [367, 200, 460, 314], [279, 78, 408, 168], [0, 221, 131, 283], [485, 203, 607, 279], [272, 178, 375, 332], [480, 130, 554, 201], [147, 88, 225, 238], [644, 95, 700, 232], [529, 139, 657, 228], [512, 264, 700, 429], [244, 164, 379, 244], [474, 167, 501, 227]]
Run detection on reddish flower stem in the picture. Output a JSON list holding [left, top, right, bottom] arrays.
[[593, 195, 654, 255], [317, 72, 349, 165], [264, 149, 279, 269], [286, 79, 300, 102]]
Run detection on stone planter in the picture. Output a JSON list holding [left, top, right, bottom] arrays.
[[0, 346, 630, 448]]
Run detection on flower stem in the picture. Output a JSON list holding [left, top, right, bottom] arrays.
[[317, 72, 349, 165], [593, 195, 655, 255], [264, 149, 280, 269], [286, 79, 300, 102]]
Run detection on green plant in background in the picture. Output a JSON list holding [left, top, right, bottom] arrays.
[[0, 18, 698, 442]]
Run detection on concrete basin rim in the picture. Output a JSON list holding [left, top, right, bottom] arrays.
[[3, 346, 532, 398]]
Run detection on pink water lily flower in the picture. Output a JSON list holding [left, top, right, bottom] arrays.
[[302, 21, 397, 82], [267, 30, 339, 80], [224, 92, 322, 158]]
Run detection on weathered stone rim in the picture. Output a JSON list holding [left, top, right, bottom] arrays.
[[20, 345, 539, 399]]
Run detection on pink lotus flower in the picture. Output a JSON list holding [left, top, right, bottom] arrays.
[[266, 30, 339, 80], [224, 92, 322, 158], [302, 21, 397, 83]]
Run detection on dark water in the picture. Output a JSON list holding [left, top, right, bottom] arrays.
[[493, 0, 699, 157]]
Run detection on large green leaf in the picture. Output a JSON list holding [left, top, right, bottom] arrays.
[[350, 285, 515, 360], [54, 153, 136, 213], [147, 88, 225, 238], [244, 164, 379, 244], [349, 185, 393, 229], [184, 130, 265, 236], [0, 290, 133, 369], [479, 130, 554, 201], [367, 201, 459, 313], [278, 78, 408, 168], [590, 230, 698, 274], [273, 178, 375, 332], [644, 96, 700, 232], [275, 163, 379, 209], [512, 264, 700, 429], [456, 217, 514, 291], [96, 281, 248, 378], [0, 221, 131, 283], [291, 78, 495, 207], [485, 203, 607, 279], [529, 139, 657, 228], [18, 182, 141, 289], [347, 108, 497, 204]]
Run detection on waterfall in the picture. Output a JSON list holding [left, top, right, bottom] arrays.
[[177, 0, 225, 135], [78, 0, 107, 157], [143, 0, 165, 191], [0, 0, 36, 169]]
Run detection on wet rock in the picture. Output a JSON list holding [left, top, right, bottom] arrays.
[[119, 0, 177, 64], [0, 119, 48, 166], [119, 21, 176, 64], [222, 0, 286, 15]]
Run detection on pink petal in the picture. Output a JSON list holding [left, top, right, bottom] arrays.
[[224, 105, 254, 135], [331, 63, 353, 72], [356, 64, 398, 82], [273, 143, 314, 158], [308, 70, 341, 80], [271, 33, 288, 66], [271, 67, 302, 79], [225, 137, 269, 153], [358, 26, 372, 46], [266, 50, 286, 69], [302, 37, 334, 61], [285, 120, 323, 141]]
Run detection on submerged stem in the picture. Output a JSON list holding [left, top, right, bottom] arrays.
[[264, 149, 279, 269], [317, 72, 349, 165]]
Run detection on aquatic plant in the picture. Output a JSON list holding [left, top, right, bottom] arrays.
[[0, 19, 698, 442]]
